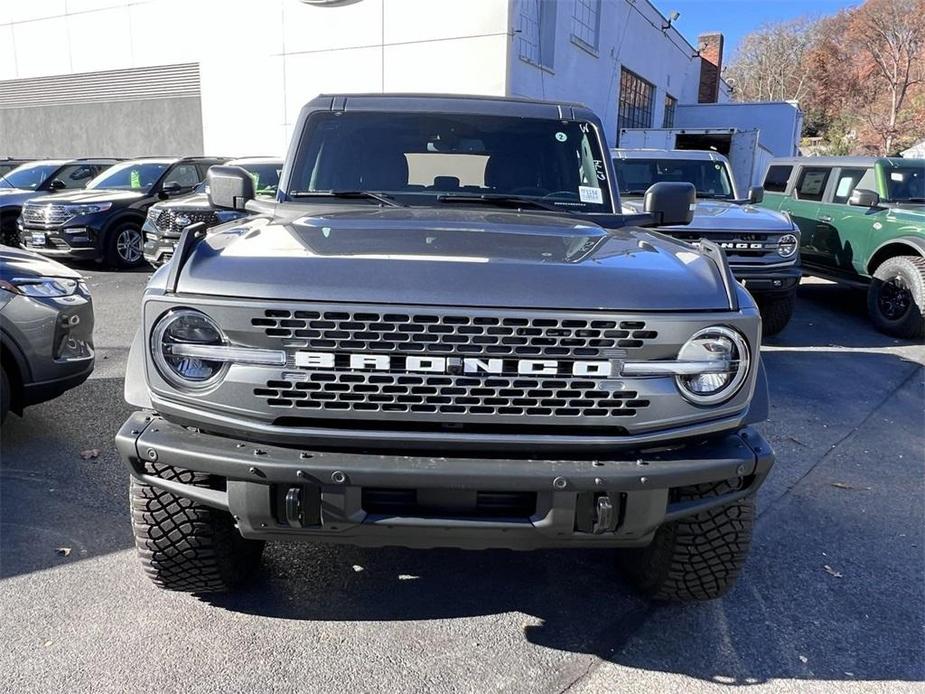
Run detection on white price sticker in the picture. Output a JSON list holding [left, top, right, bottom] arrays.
[[578, 186, 603, 204]]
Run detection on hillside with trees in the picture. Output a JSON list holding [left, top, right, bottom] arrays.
[[724, 0, 925, 155]]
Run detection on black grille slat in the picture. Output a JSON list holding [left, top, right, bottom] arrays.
[[255, 372, 648, 419], [253, 309, 656, 357]]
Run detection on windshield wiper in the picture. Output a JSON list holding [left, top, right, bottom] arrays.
[[435, 193, 569, 213], [289, 190, 404, 207]]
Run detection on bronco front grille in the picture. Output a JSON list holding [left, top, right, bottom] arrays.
[[670, 231, 787, 264], [252, 310, 657, 358], [255, 372, 649, 419]]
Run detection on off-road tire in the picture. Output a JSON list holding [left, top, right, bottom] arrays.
[[757, 293, 795, 337], [131, 463, 265, 593], [1, 365, 10, 424], [105, 222, 145, 269], [867, 255, 925, 339], [619, 480, 755, 602]]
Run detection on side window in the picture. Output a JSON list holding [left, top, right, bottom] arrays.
[[794, 167, 831, 202], [163, 164, 200, 189], [52, 164, 99, 189], [763, 165, 793, 193], [832, 168, 868, 205], [196, 163, 216, 181]]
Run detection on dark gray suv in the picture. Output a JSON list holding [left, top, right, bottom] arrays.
[[0, 247, 94, 422], [116, 94, 774, 603]]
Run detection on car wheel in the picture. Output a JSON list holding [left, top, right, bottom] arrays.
[[867, 255, 925, 339], [1, 365, 10, 424], [618, 479, 755, 602], [131, 463, 265, 593], [106, 223, 145, 269], [757, 293, 795, 338]]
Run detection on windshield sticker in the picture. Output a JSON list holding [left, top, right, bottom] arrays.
[[555, 132, 568, 142], [593, 159, 606, 181], [130, 170, 141, 189], [579, 186, 604, 204]]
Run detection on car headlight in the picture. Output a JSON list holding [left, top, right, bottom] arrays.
[[777, 233, 798, 258], [151, 309, 227, 389], [0, 277, 80, 297], [675, 326, 750, 405], [146, 207, 161, 223], [65, 202, 112, 216]]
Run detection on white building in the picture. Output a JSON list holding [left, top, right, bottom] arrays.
[[0, 0, 729, 158]]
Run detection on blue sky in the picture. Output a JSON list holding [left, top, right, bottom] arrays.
[[662, 0, 860, 58]]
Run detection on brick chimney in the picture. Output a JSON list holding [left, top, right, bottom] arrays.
[[697, 32, 724, 103]]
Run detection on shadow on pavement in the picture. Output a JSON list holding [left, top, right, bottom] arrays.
[[0, 377, 135, 578], [765, 279, 921, 349]]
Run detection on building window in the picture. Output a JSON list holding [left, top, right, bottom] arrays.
[[663, 94, 677, 128], [518, 0, 556, 69], [571, 0, 601, 51], [618, 68, 655, 136]]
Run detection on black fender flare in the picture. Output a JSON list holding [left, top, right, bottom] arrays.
[[867, 236, 925, 274]]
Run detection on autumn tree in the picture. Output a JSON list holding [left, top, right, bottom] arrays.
[[848, 0, 925, 154], [724, 18, 819, 103]]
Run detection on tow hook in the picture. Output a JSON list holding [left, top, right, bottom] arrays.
[[592, 495, 615, 535]]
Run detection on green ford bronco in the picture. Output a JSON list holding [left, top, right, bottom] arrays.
[[760, 156, 925, 338]]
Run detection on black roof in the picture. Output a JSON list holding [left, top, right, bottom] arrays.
[[309, 93, 598, 121]]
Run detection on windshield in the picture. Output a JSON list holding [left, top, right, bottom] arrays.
[[87, 161, 169, 193], [241, 163, 282, 196], [0, 163, 59, 190], [287, 112, 613, 211], [885, 164, 925, 202], [613, 157, 734, 199]]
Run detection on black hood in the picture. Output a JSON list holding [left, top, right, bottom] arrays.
[[28, 189, 147, 205], [0, 245, 83, 280], [162, 206, 732, 311]]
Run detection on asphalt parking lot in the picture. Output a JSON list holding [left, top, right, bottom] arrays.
[[0, 269, 922, 694]]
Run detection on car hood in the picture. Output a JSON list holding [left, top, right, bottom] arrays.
[[161, 206, 733, 311], [27, 189, 146, 205], [0, 245, 83, 281], [623, 198, 793, 231], [0, 188, 41, 208], [151, 192, 212, 212]]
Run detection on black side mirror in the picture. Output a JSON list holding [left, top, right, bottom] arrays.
[[849, 188, 880, 208], [207, 166, 255, 211], [643, 182, 695, 226], [158, 181, 184, 200], [48, 179, 66, 190], [747, 186, 764, 204]]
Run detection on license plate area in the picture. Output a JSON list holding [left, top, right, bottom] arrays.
[[30, 232, 46, 246]]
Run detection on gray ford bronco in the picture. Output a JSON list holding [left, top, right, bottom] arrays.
[[613, 148, 801, 336], [116, 94, 774, 602]]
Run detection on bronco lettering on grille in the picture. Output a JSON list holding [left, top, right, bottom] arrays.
[[293, 351, 614, 377]]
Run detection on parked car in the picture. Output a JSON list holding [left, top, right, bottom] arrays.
[[0, 159, 120, 247], [760, 157, 925, 338], [20, 157, 228, 269], [613, 148, 801, 336], [0, 246, 94, 423], [0, 158, 34, 178], [143, 157, 283, 267], [116, 93, 774, 604]]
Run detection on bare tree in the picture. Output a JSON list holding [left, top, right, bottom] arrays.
[[725, 19, 819, 103], [849, 0, 925, 154]]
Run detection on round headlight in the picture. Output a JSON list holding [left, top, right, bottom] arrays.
[[676, 326, 750, 405], [151, 309, 227, 389], [777, 233, 798, 258]]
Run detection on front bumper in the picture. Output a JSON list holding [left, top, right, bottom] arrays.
[[142, 220, 177, 267], [116, 411, 774, 550], [732, 264, 801, 298], [21, 220, 103, 261]]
